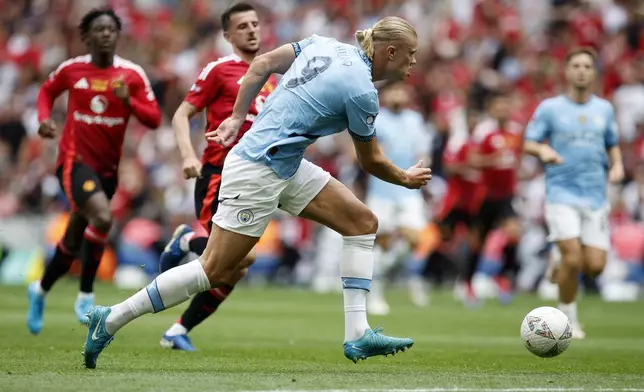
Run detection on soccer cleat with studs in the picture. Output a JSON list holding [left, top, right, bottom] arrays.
[[343, 327, 414, 363]]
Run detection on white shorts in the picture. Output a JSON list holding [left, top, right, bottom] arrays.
[[212, 153, 331, 237], [366, 194, 427, 234], [544, 203, 610, 251]]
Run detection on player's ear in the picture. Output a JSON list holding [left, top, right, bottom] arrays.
[[386, 45, 396, 61], [223, 30, 231, 43]]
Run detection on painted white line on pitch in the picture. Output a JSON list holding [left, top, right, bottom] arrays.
[[241, 389, 644, 392]]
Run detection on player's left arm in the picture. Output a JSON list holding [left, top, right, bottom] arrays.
[[606, 106, 624, 183], [117, 70, 162, 129]]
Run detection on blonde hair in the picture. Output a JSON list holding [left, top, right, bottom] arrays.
[[355, 17, 417, 59]]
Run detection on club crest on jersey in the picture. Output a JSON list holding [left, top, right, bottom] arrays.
[[491, 134, 505, 148], [91, 79, 109, 92], [82, 180, 96, 193], [111, 79, 125, 89], [90, 95, 109, 114], [593, 116, 605, 128]]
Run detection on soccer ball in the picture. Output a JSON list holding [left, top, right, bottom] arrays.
[[520, 306, 573, 358]]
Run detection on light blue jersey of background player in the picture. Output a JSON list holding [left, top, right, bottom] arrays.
[[366, 107, 429, 200], [525, 94, 619, 209], [233, 34, 379, 178]]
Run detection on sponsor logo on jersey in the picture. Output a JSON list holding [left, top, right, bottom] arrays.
[[90, 79, 109, 92], [74, 78, 89, 90], [73, 111, 125, 127], [90, 95, 109, 114]]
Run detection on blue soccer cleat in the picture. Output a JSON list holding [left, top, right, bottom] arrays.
[[83, 306, 114, 369], [27, 281, 45, 335], [160, 334, 196, 352], [159, 224, 193, 272], [343, 327, 414, 363], [74, 295, 94, 324]]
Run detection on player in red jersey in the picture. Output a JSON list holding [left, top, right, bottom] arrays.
[[26, 8, 161, 334], [423, 112, 485, 301], [466, 92, 523, 305], [157, 3, 278, 351]]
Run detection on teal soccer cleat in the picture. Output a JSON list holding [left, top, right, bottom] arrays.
[[27, 281, 45, 335], [83, 306, 114, 369], [343, 327, 414, 363]]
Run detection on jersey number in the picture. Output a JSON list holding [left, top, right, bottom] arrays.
[[286, 56, 332, 88]]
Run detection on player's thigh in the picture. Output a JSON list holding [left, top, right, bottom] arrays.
[[194, 164, 223, 232], [212, 153, 282, 238], [205, 155, 283, 284], [580, 206, 610, 275], [579, 206, 610, 252], [545, 203, 582, 244], [58, 163, 112, 224], [296, 176, 378, 236], [201, 224, 259, 285], [365, 195, 396, 234]]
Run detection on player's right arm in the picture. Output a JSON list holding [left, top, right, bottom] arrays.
[[524, 102, 563, 164], [348, 91, 431, 189], [173, 64, 225, 178], [172, 101, 202, 179], [37, 62, 70, 138]]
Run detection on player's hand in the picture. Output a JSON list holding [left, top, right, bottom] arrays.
[[403, 160, 432, 189], [112, 77, 130, 104], [609, 164, 625, 184], [182, 156, 203, 179], [539, 145, 563, 165], [205, 117, 243, 147], [38, 119, 57, 139]]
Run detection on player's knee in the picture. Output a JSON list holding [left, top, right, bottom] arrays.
[[358, 210, 379, 235], [558, 242, 582, 271], [60, 236, 83, 255], [89, 210, 113, 233], [583, 253, 606, 277]]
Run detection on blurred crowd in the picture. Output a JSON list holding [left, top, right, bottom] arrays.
[[1, 0, 643, 296]]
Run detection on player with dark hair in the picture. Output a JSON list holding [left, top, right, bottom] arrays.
[[27, 8, 161, 334], [525, 47, 624, 339], [157, 2, 277, 351]]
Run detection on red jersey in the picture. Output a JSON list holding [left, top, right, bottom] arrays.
[[472, 118, 523, 200], [184, 54, 278, 167], [440, 137, 483, 216], [38, 55, 161, 176]]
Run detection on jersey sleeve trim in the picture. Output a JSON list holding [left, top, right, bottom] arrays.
[[348, 128, 376, 142], [291, 42, 302, 58]]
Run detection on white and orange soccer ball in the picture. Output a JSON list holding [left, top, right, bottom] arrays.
[[520, 306, 573, 358]]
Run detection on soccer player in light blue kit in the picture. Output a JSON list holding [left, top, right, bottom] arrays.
[[524, 47, 624, 339], [365, 81, 431, 314], [83, 17, 431, 368]]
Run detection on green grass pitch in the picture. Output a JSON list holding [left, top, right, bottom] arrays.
[[0, 281, 643, 391]]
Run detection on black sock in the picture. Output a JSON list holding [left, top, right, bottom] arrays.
[[40, 243, 76, 292], [188, 236, 208, 255], [79, 226, 107, 293], [465, 251, 480, 283], [179, 285, 234, 332]]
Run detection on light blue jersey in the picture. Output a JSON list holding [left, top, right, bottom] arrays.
[[233, 35, 378, 179], [525, 94, 619, 209], [367, 108, 429, 200]]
